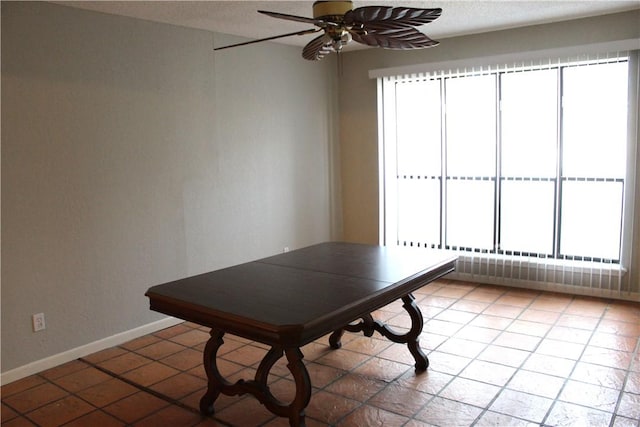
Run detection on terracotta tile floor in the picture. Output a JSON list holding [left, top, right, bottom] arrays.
[[3, 279, 640, 426]]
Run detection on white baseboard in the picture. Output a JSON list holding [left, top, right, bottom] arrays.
[[0, 317, 184, 386]]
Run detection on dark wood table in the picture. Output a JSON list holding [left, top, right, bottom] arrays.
[[146, 242, 456, 426]]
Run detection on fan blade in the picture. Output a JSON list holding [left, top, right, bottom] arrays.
[[345, 6, 441, 30], [349, 27, 439, 50], [302, 34, 333, 61], [214, 28, 320, 51], [258, 10, 323, 25]]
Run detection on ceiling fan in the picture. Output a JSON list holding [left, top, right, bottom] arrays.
[[214, 1, 442, 61]]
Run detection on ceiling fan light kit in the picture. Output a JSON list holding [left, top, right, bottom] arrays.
[[214, 0, 442, 61]]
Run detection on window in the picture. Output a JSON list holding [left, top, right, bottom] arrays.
[[380, 56, 630, 265]]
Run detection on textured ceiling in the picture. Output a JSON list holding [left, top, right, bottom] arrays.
[[53, 1, 640, 51]]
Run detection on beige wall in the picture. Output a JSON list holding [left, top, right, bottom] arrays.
[[337, 11, 640, 290], [1, 2, 339, 373]]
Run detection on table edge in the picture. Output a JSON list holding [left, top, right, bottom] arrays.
[[145, 258, 456, 347]]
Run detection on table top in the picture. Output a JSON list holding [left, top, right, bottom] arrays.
[[146, 242, 457, 346]]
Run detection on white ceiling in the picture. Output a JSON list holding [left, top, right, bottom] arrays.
[[53, 1, 640, 51]]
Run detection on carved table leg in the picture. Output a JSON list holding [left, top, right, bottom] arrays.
[[328, 328, 344, 349], [199, 329, 225, 415], [400, 294, 429, 372], [283, 348, 311, 427], [199, 328, 311, 426], [254, 347, 311, 426], [329, 293, 429, 372], [330, 313, 376, 349]]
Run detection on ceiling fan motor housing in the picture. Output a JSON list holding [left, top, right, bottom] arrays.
[[312, 1, 353, 20]]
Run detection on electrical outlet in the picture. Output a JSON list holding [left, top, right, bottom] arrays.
[[32, 313, 46, 332], [283, 247, 290, 253]]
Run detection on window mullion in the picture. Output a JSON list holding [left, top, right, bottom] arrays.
[[495, 73, 503, 254], [440, 77, 447, 250], [554, 67, 564, 259]]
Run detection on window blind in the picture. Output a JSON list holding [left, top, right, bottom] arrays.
[[377, 51, 639, 300]]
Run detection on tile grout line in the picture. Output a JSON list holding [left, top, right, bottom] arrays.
[[1, 359, 113, 427], [315, 280, 458, 426], [608, 325, 640, 427], [369, 281, 510, 426], [467, 287, 548, 426], [78, 357, 235, 426], [423, 283, 500, 424], [1, 373, 52, 427], [2, 360, 137, 427], [313, 322, 415, 425], [539, 298, 612, 427], [359, 281, 511, 426], [512, 291, 584, 427], [399, 281, 485, 425]]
